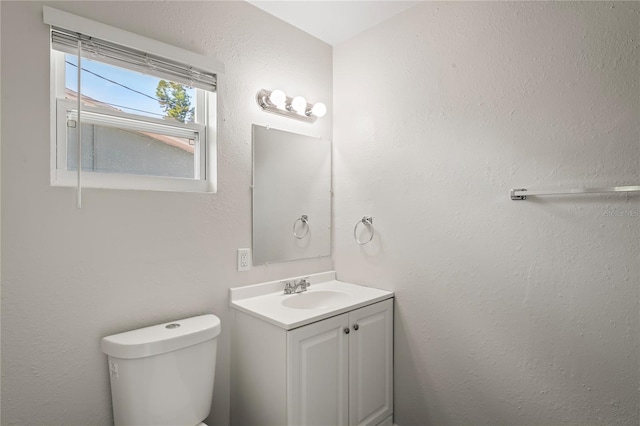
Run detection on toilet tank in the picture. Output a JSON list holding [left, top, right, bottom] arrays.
[[102, 314, 221, 426]]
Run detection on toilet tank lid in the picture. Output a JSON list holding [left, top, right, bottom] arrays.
[[101, 314, 221, 359]]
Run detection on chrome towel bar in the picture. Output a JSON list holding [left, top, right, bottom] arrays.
[[511, 185, 640, 200]]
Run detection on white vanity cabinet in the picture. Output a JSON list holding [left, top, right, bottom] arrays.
[[288, 299, 393, 426], [231, 297, 394, 426]]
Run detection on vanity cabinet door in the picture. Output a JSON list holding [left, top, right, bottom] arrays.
[[287, 313, 350, 426], [348, 299, 394, 426]]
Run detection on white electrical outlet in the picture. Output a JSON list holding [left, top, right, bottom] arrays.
[[237, 248, 250, 271]]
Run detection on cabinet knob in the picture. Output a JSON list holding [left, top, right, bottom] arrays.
[[344, 327, 350, 334], [353, 324, 359, 331]]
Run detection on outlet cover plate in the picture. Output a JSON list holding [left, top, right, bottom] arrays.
[[237, 248, 250, 271]]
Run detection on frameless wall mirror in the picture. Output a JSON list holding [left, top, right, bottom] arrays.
[[252, 124, 331, 265]]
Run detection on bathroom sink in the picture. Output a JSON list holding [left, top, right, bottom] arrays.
[[282, 290, 351, 310], [229, 271, 394, 330]]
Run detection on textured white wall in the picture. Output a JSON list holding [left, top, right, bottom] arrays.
[[334, 1, 639, 425], [0, 1, 332, 425]]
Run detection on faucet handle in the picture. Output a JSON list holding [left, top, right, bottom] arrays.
[[283, 280, 295, 294], [299, 277, 310, 289]]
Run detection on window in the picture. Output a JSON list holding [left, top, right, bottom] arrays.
[[45, 7, 224, 193]]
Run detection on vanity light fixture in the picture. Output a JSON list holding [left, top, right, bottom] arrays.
[[256, 88, 327, 123]]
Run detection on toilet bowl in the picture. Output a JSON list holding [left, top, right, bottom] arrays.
[[102, 314, 221, 426]]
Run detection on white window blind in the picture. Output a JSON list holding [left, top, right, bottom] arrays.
[[50, 28, 217, 92]]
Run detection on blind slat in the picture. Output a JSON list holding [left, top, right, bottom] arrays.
[[51, 28, 217, 92]]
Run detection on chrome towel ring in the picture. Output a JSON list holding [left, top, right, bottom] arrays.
[[293, 215, 310, 239], [354, 216, 374, 245]]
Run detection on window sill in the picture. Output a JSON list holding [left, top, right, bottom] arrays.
[[52, 170, 216, 193]]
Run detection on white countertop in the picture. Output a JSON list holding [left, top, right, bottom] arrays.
[[229, 271, 393, 330]]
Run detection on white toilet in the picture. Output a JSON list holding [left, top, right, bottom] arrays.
[[101, 314, 221, 426]]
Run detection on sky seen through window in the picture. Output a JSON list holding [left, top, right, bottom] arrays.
[[65, 54, 195, 122]]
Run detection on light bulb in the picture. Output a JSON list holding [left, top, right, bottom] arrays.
[[291, 96, 307, 114], [269, 89, 286, 107], [311, 102, 327, 118]]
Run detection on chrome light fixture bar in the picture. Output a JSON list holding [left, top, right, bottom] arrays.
[[256, 88, 327, 124]]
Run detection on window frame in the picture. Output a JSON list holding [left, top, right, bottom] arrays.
[[45, 7, 222, 193]]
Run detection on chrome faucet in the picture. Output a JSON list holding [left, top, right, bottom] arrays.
[[284, 277, 311, 294]]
